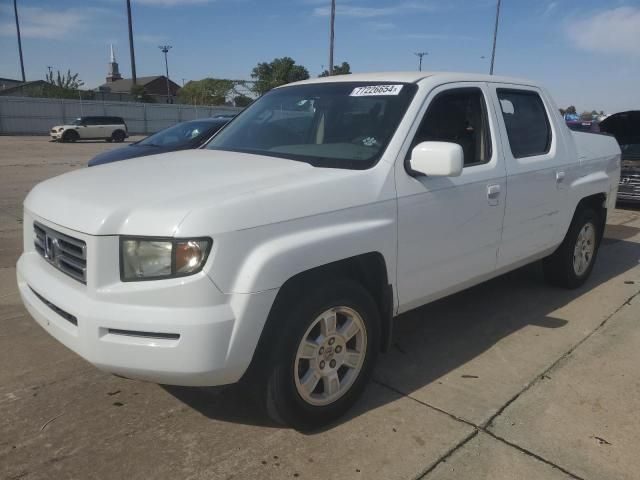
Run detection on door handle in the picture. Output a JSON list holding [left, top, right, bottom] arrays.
[[487, 184, 501, 206], [556, 171, 566, 183]]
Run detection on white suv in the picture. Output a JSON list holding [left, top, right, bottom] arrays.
[[50, 116, 128, 143], [19, 72, 620, 429]]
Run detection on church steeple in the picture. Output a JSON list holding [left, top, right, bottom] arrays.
[[106, 44, 122, 83]]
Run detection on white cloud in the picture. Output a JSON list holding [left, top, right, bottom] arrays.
[[543, 2, 557, 17], [567, 7, 640, 56], [0, 7, 88, 39], [313, 2, 435, 18], [135, 0, 213, 5], [366, 22, 397, 31]]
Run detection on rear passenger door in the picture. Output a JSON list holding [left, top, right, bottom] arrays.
[[490, 85, 562, 268], [395, 83, 506, 312]]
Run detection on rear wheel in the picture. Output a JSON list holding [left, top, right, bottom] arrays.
[[543, 208, 602, 288], [62, 130, 79, 143], [260, 278, 380, 430], [111, 130, 126, 143]]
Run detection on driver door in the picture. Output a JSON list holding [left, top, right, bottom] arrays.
[[395, 83, 506, 312]]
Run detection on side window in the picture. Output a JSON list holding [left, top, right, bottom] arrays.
[[411, 88, 492, 167], [83, 117, 95, 126], [497, 89, 551, 158]]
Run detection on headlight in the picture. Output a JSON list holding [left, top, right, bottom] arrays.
[[120, 237, 212, 281]]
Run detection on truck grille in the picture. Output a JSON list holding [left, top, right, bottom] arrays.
[[33, 222, 87, 284]]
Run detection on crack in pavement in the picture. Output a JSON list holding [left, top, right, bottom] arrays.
[[374, 286, 640, 480]]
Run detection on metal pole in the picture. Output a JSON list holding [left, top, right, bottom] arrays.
[[13, 0, 26, 82], [489, 0, 501, 75], [159, 45, 172, 103], [127, 0, 137, 85], [414, 52, 428, 72], [328, 0, 336, 75]]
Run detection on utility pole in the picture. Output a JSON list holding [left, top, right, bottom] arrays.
[[126, 0, 137, 85], [489, 0, 501, 75], [159, 45, 172, 103], [414, 52, 428, 72], [13, 0, 26, 82], [328, 0, 336, 75]]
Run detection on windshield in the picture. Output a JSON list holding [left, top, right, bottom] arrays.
[[71, 118, 83, 126], [138, 120, 223, 148], [206, 82, 417, 169]]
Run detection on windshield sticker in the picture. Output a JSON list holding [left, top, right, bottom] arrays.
[[350, 85, 403, 97]]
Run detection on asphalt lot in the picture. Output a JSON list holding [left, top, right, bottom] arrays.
[[1, 136, 639, 480]]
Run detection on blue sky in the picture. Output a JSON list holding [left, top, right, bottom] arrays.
[[1, 0, 639, 112]]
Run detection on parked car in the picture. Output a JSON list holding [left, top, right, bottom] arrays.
[[18, 72, 620, 429], [566, 119, 600, 133], [88, 117, 233, 166], [599, 111, 640, 203], [50, 116, 128, 143]]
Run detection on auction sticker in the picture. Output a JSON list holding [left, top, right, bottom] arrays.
[[350, 85, 403, 96]]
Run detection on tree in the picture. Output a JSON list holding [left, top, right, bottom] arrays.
[[250, 57, 309, 96], [130, 84, 154, 103], [46, 69, 84, 90], [178, 78, 235, 105], [319, 61, 351, 77], [233, 94, 253, 107], [565, 105, 577, 115], [580, 111, 593, 121]]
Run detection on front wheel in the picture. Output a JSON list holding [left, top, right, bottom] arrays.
[[261, 279, 380, 430], [543, 208, 602, 288]]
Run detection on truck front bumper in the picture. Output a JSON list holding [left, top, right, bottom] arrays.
[[17, 251, 277, 387]]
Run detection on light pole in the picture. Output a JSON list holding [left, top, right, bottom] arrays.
[[13, 0, 26, 82], [414, 51, 428, 71], [489, 0, 501, 75], [328, 0, 336, 75], [159, 45, 172, 103], [127, 0, 137, 85]]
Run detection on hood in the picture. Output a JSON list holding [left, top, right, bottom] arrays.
[[88, 144, 177, 166], [24, 149, 370, 237]]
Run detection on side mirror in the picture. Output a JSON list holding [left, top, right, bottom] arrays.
[[409, 141, 464, 177]]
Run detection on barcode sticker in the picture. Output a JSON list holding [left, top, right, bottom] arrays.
[[350, 85, 404, 96]]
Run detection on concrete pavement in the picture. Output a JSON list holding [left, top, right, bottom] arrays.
[[1, 136, 639, 480]]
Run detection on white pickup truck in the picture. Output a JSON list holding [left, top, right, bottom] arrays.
[[17, 72, 620, 429]]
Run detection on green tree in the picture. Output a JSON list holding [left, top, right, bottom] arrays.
[[250, 57, 309, 96], [130, 84, 154, 103], [233, 94, 253, 107], [319, 61, 351, 77], [178, 78, 235, 105]]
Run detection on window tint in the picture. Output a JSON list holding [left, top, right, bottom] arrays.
[[82, 117, 96, 125], [497, 89, 551, 158], [412, 88, 492, 167]]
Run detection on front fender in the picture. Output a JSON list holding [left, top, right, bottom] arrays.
[[207, 201, 397, 294]]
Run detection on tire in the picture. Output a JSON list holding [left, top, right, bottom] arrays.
[[543, 207, 602, 289], [62, 130, 79, 143], [259, 278, 380, 430], [112, 130, 126, 143]]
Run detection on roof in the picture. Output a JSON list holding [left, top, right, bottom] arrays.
[[98, 76, 180, 92], [285, 71, 539, 88]]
